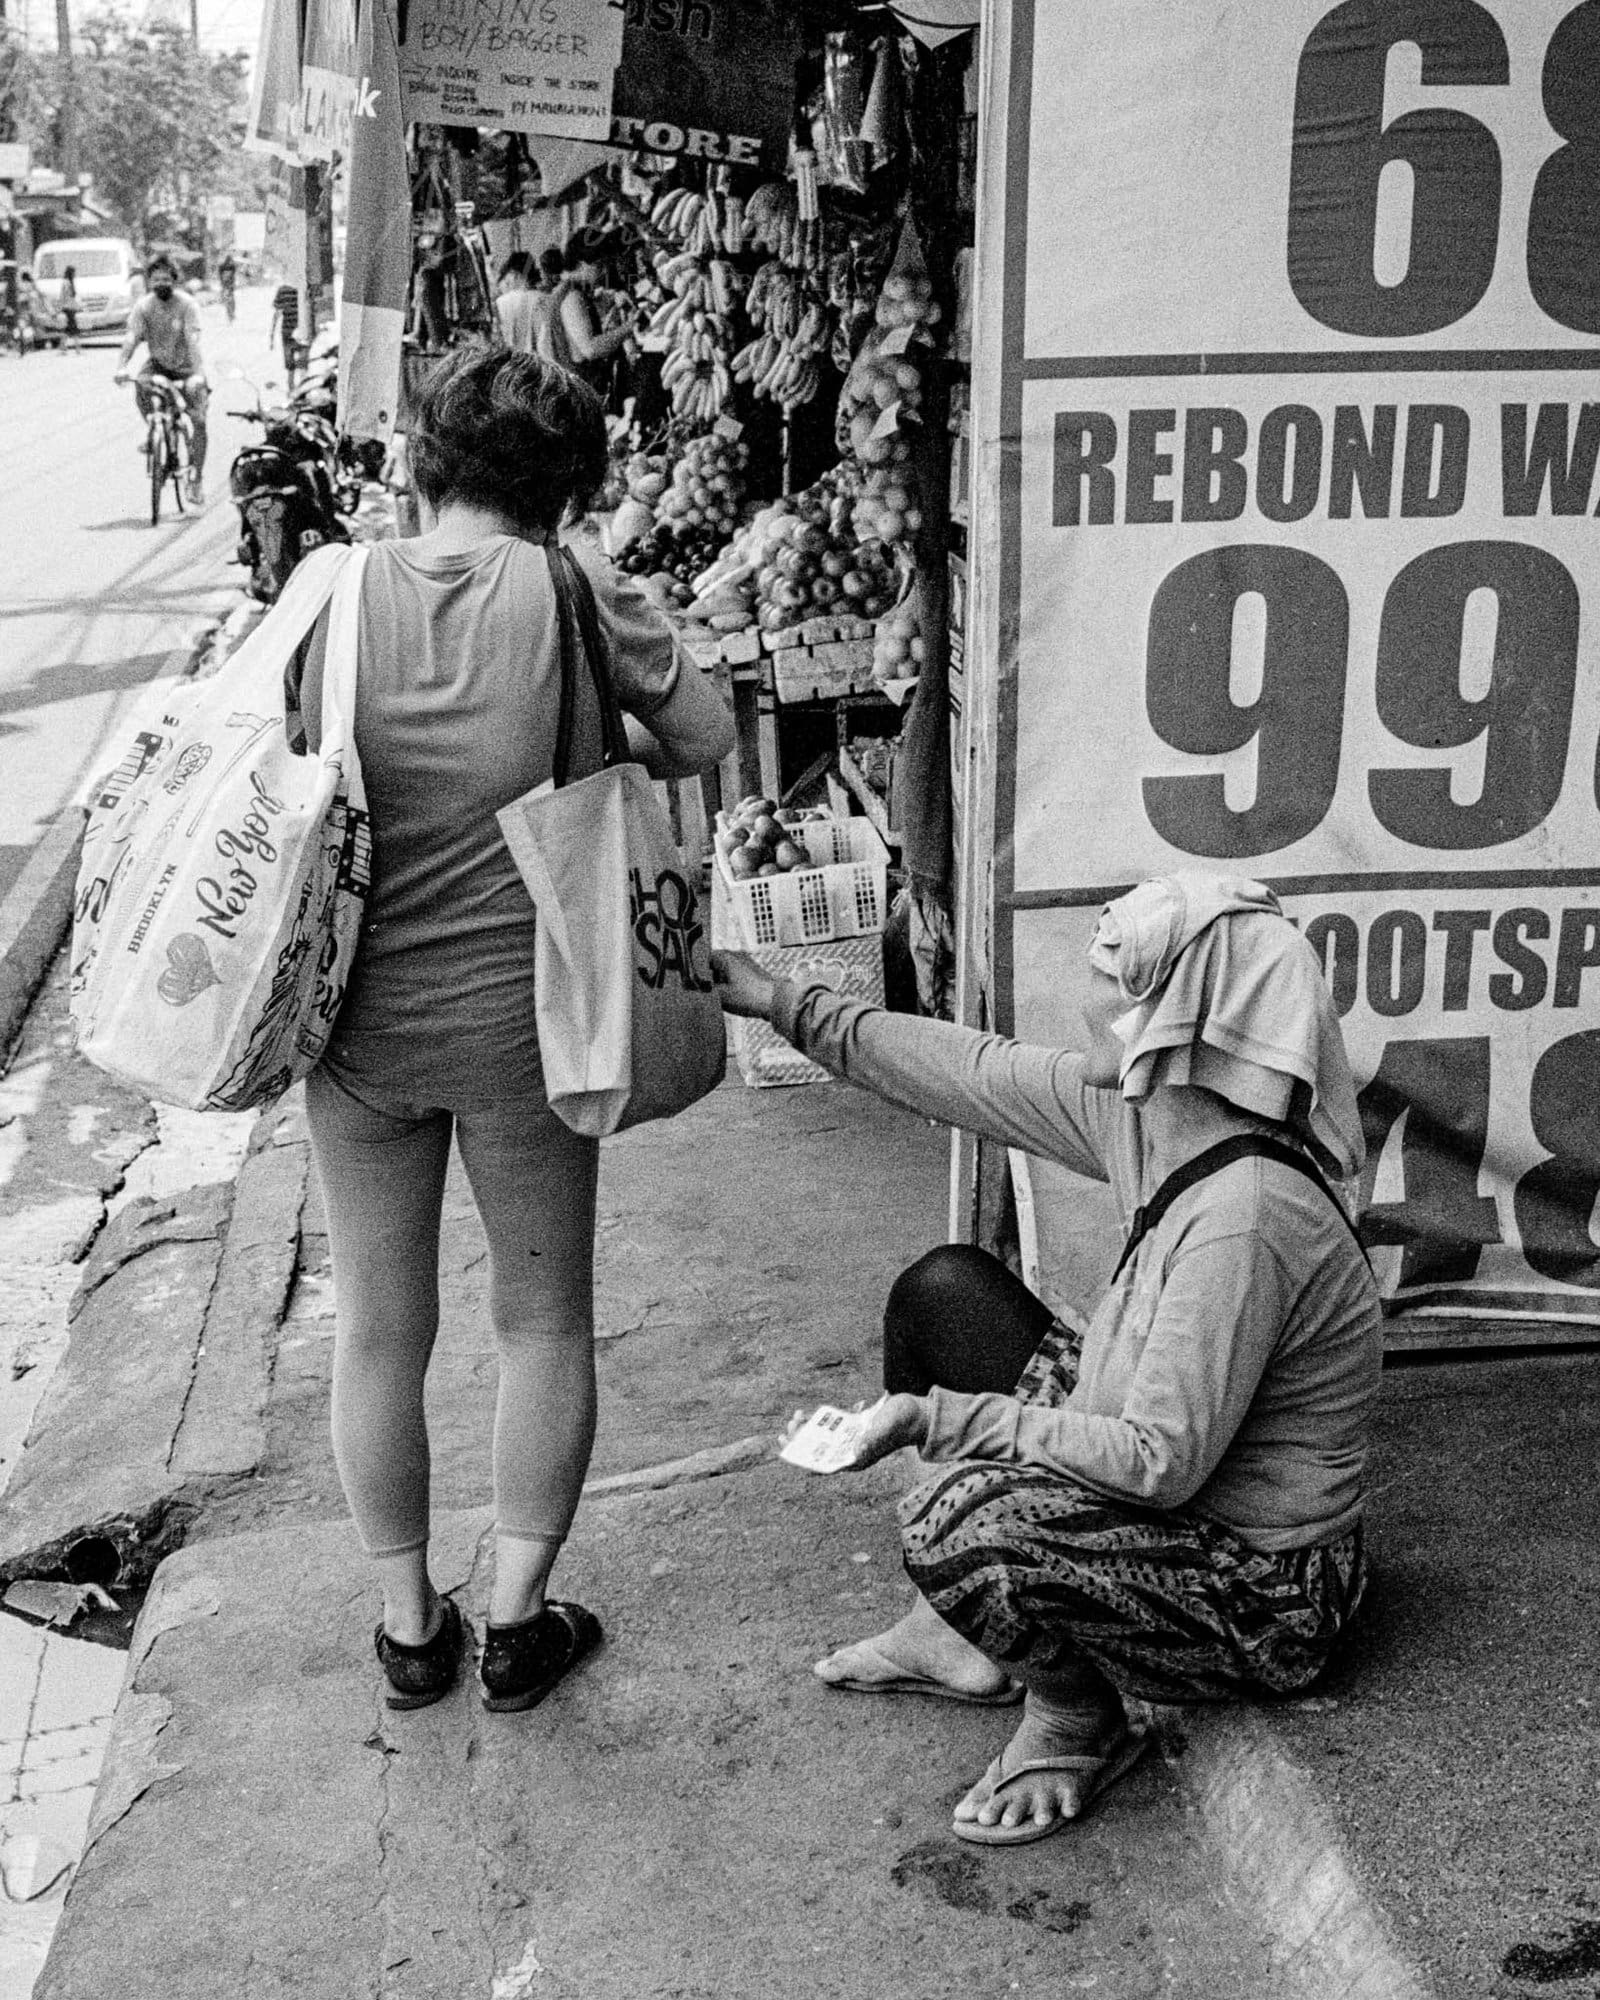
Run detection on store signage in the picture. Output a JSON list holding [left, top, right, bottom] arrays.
[[299, 0, 358, 160], [608, 0, 801, 174], [398, 0, 624, 141], [972, 0, 1600, 1325]]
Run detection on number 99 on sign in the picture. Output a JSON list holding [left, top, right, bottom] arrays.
[[1143, 539, 1584, 860]]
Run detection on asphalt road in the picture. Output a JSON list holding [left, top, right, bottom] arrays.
[[0, 282, 293, 905]]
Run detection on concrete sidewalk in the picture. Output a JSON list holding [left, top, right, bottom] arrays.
[[12, 1029, 1598, 1997]]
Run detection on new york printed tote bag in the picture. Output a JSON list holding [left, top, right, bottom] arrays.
[[70, 544, 372, 1111], [496, 548, 726, 1137]]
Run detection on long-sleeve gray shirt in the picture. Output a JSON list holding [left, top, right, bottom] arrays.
[[772, 980, 1383, 1552]]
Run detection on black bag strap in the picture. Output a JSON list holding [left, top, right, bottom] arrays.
[[1110, 1132, 1369, 1283], [546, 543, 629, 787]]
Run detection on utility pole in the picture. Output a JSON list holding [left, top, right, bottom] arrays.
[[55, 0, 77, 181], [190, 0, 199, 48]]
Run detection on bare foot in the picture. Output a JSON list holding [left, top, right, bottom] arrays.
[[953, 1694, 1143, 1840], [814, 1595, 1016, 1702]]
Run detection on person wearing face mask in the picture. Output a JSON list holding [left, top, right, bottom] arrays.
[[713, 875, 1380, 1849], [114, 254, 209, 503]]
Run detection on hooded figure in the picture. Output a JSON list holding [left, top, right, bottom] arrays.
[[712, 872, 1382, 1849]]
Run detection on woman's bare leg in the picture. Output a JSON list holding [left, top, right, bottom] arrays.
[[454, 1101, 600, 1629]]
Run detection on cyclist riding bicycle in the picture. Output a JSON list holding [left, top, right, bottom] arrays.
[[114, 254, 208, 504]]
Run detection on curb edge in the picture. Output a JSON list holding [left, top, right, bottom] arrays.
[[1155, 1705, 1438, 2000]]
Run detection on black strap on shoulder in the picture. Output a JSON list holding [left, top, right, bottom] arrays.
[[1110, 1132, 1369, 1283], [547, 543, 629, 787]]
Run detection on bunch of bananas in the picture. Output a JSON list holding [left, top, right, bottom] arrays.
[[744, 264, 828, 342], [739, 182, 822, 271], [662, 315, 733, 424], [730, 332, 820, 412], [730, 265, 829, 412], [649, 186, 745, 257], [647, 249, 743, 320]]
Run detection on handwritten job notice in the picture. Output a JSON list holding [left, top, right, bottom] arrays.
[[399, 0, 623, 141]]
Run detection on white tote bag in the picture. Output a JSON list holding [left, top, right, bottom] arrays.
[[70, 544, 372, 1111], [496, 547, 726, 1137]]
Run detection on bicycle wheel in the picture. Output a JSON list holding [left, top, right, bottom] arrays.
[[149, 423, 168, 525], [170, 432, 189, 515]]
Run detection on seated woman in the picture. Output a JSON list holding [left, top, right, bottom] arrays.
[[713, 875, 1380, 1846]]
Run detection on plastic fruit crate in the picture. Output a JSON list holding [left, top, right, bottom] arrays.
[[712, 811, 889, 948], [710, 870, 885, 1087]]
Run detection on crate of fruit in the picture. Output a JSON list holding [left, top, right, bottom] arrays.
[[712, 801, 889, 949], [710, 872, 885, 1087], [769, 636, 877, 704]]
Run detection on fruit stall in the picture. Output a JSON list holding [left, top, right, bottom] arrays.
[[582, 29, 976, 1034], [294, 0, 980, 1027]]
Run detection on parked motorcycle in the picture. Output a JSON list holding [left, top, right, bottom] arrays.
[[288, 347, 386, 515], [228, 399, 351, 602]]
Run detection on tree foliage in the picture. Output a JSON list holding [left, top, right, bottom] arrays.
[[19, 13, 262, 244], [80, 16, 253, 241]]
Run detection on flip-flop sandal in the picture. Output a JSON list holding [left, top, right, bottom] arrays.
[[480, 1599, 602, 1714], [818, 1640, 1024, 1707], [951, 1728, 1150, 1847], [374, 1596, 465, 1712]]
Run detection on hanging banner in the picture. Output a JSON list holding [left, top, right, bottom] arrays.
[[262, 158, 308, 285], [299, 0, 359, 161], [244, 0, 305, 159], [340, 0, 411, 441], [607, 0, 801, 173], [970, 0, 1600, 1332], [398, 0, 623, 140]]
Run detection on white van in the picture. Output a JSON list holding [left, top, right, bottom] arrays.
[[31, 238, 142, 335]]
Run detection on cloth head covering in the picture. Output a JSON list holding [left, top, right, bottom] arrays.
[[1088, 874, 1364, 1180]]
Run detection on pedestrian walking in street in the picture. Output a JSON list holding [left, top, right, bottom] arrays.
[[714, 874, 1381, 1846], [289, 347, 735, 1714], [269, 280, 305, 388], [58, 265, 82, 352]]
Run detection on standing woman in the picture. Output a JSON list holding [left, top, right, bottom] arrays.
[[59, 264, 82, 352], [292, 348, 735, 1712], [540, 235, 633, 390], [715, 877, 1380, 1844]]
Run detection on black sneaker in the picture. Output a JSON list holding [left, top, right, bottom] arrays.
[[480, 1600, 602, 1713], [374, 1596, 464, 1710]]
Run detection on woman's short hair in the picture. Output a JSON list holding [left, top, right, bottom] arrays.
[[408, 345, 607, 533], [500, 250, 533, 284], [537, 245, 566, 283]]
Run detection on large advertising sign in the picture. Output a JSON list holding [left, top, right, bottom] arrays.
[[972, 0, 1600, 1331]]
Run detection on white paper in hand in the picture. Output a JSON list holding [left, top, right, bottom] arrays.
[[779, 1399, 885, 1475]]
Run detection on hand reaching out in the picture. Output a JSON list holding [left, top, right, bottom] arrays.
[[710, 949, 777, 1020]]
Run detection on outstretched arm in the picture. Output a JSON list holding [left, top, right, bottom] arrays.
[[711, 958, 1112, 1179]]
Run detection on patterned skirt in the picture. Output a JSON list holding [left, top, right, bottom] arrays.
[[898, 1322, 1367, 1704]]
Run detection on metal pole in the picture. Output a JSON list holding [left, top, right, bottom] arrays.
[[55, 0, 78, 181]]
